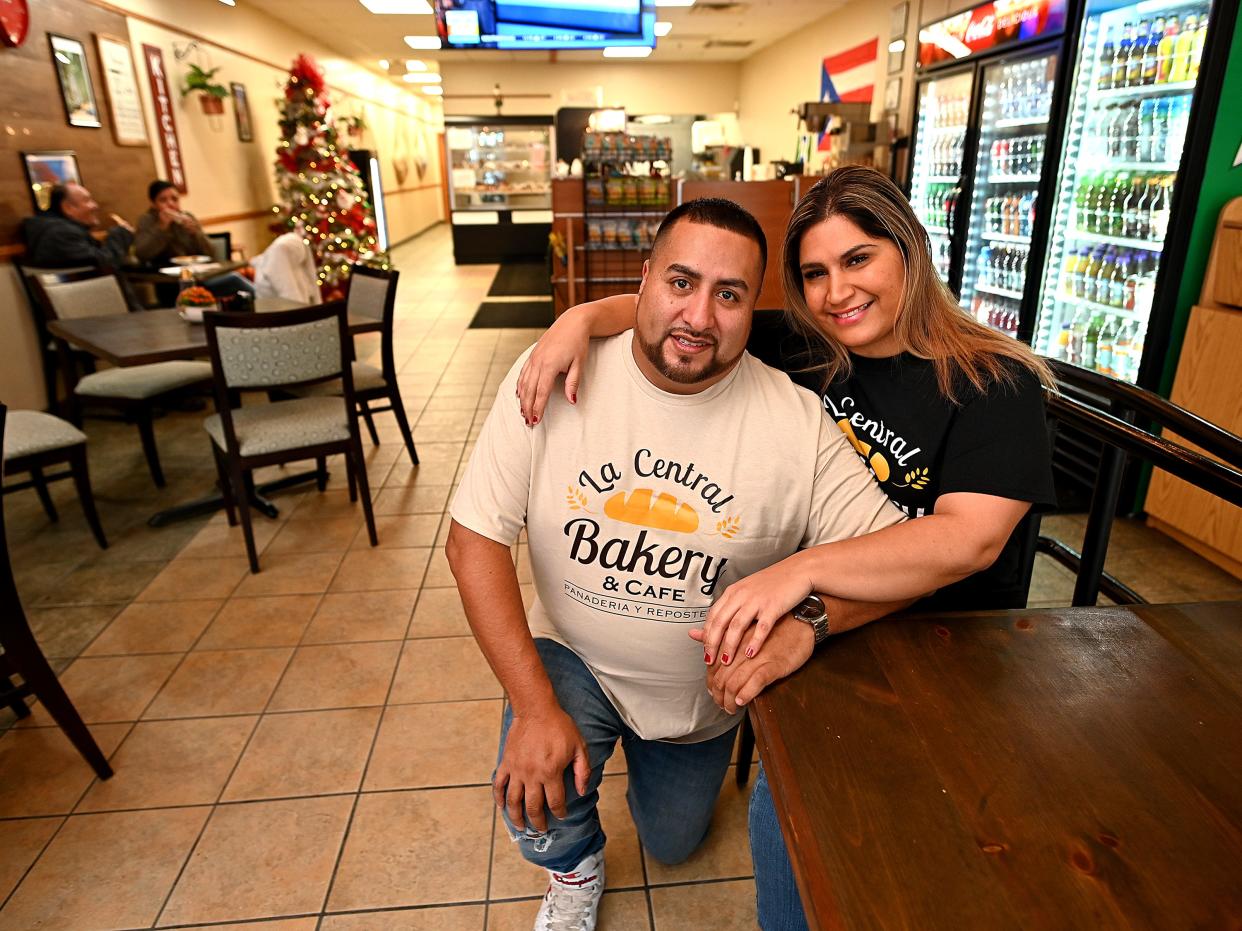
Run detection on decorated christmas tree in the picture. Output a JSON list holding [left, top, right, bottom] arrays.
[[272, 54, 383, 301]]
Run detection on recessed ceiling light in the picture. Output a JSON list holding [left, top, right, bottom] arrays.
[[360, 0, 432, 13], [403, 72, 442, 82], [404, 35, 443, 49], [378, 59, 390, 69], [654, 21, 672, 36], [603, 46, 653, 57], [405, 59, 428, 70], [422, 86, 444, 95], [653, 0, 694, 7]]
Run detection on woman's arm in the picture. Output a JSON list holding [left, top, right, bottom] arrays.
[[699, 491, 1031, 663], [516, 293, 637, 424]]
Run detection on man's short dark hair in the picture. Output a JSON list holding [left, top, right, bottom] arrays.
[[46, 184, 72, 216], [148, 179, 176, 202], [650, 197, 767, 280]]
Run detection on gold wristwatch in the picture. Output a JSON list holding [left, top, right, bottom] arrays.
[[791, 594, 831, 644]]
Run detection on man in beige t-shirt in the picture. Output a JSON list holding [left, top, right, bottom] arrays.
[[447, 199, 904, 931]]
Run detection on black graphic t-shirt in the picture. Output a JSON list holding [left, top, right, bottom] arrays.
[[788, 349, 1056, 610]]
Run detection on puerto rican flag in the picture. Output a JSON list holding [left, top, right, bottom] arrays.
[[819, 38, 878, 151]]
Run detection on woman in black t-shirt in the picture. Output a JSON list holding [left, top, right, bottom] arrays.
[[515, 167, 1055, 930]]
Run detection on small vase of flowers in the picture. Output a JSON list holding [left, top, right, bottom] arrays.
[[177, 285, 218, 322]]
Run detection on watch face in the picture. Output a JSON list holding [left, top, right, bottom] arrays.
[[0, 0, 29, 48], [793, 596, 823, 622]]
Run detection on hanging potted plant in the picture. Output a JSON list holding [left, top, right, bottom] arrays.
[[338, 114, 367, 139], [180, 64, 229, 115]]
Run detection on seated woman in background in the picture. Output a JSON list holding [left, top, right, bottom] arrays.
[[134, 180, 254, 300]]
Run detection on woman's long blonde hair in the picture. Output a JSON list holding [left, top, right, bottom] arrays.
[[781, 166, 1054, 403]]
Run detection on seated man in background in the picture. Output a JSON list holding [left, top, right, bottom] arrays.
[[446, 198, 909, 931], [23, 182, 134, 269], [134, 179, 254, 301]]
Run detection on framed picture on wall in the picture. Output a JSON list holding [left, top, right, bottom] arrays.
[[231, 82, 254, 142], [48, 33, 101, 128], [94, 34, 148, 146], [22, 151, 82, 212]]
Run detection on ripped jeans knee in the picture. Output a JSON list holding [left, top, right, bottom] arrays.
[[500, 811, 605, 872]]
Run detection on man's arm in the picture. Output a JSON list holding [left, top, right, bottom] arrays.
[[446, 520, 590, 832], [132, 212, 173, 263]]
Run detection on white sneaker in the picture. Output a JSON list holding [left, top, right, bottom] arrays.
[[533, 850, 605, 931]]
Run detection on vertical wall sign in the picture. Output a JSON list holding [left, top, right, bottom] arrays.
[[142, 43, 186, 192]]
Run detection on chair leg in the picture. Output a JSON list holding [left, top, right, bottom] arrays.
[[67, 446, 108, 549], [388, 388, 419, 466], [211, 444, 237, 526], [3, 674, 31, 718], [134, 410, 166, 488], [351, 435, 379, 547], [229, 462, 261, 573], [315, 456, 328, 492], [359, 400, 380, 446], [735, 712, 756, 787], [344, 450, 358, 503], [29, 466, 59, 523], [1, 620, 112, 779]]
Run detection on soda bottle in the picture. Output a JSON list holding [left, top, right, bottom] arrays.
[[1112, 23, 1134, 88], [1167, 96, 1190, 155], [1105, 104, 1124, 158], [1150, 175, 1171, 240], [1067, 308, 1088, 364], [1113, 318, 1134, 380], [1083, 312, 1104, 369], [1171, 14, 1197, 82], [1142, 18, 1165, 85], [1137, 100, 1155, 163], [1080, 246, 1102, 299], [1071, 246, 1090, 298], [1189, 14, 1207, 81], [1079, 174, 1098, 232], [1130, 319, 1146, 379], [1157, 16, 1180, 83], [1149, 99, 1169, 162], [1123, 102, 1141, 161], [1098, 26, 1115, 89], [1055, 321, 1071, 361], [1097, 315, 1117, 375], [1108, 250, 1129, 308], [1126, 20, 1149, 86]]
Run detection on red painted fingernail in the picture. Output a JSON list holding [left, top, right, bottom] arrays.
[[570, 393, 577, 403], [704, 652, 712, 664], [746, 647, 755, 658], [721, 653, 730, 665], [531, 416, 539, 425]]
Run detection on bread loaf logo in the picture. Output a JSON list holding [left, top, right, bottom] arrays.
[[603, 488, 698, 534]]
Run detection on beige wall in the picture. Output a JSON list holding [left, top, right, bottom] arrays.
[[440, 61, 742, 119]]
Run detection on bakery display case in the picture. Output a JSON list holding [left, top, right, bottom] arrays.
[[445, 115, 554, 263]]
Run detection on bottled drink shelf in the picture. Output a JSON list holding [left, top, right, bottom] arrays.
[[976, 283, 1025, 300], [981, 231, 1033, 244], [924, 124, 970, 134], [1066, 229, 1165, 251], [1056, 291, 1144, 316], [925, 225, 952, 236], [919, 175, 963, 183], [994, 115, 1051, 128], [987, 174, 1042, 184], [1092, 80, 1197, 101], [1104, 160, 1184, 172]]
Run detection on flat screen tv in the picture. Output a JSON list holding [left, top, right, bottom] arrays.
[[435, 0, 656, 50]]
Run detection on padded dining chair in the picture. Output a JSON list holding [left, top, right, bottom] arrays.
[[13, 260, 96, 409], [294, 264, 418, 466], [2, 409, 108, 549], [206, 231, 232, 263], [203, 301, 379, 573], [0, 405, 114, 779], [31, 268, 213, 487]]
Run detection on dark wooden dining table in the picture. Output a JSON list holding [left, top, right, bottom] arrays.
[[120, 259, 251, 286], [752, 601, 1242, 931], [47, 299, 381, 525], [47, 299, 380, 367]]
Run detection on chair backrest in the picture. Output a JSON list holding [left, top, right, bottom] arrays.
[[346, 264, 400, 378], [1040, 363, 1242, 606], [204, 301, 349, 392], [32, 268, 130, 321], [206, 232, 231, 263]]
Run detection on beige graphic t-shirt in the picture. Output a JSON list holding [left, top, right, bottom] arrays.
[[451, 332, 905, 743]]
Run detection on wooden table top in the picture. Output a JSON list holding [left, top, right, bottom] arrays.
[[121, 259, 250, 284], [752, 601, 1242, 931], [48, 302, 381, 368]]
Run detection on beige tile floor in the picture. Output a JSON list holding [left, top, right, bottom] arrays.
[[3, 224, 1240, 930]]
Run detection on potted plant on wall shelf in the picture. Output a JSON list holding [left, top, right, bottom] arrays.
[[181, 64, 229, 115], [337, 115, 367, 139]]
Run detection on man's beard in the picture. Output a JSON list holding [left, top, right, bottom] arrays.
[[636, 326, 734, 386]]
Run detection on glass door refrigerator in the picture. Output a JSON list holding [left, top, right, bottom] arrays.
[[910, 0, 1072, 302], [1032, 0, 1238, 386]]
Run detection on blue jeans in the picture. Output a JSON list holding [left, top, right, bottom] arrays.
[[203, 272, 255, 298], [751, 763, 809, 931], [497, 638, 738, 873]]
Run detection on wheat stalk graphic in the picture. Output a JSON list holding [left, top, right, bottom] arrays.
[[894, 467, 930, 490], [566, 485, 591, 512], [708, 516, 741, 539]]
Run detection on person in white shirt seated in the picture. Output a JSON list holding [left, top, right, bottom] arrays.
[[250, 226, 322, 305]]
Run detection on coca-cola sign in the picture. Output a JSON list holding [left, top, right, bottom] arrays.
[[918, 0, 1067, 68]]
